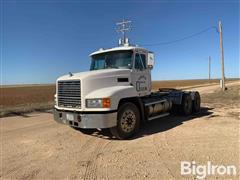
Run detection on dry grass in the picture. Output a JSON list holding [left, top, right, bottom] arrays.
[[202, 84, 240, 108]]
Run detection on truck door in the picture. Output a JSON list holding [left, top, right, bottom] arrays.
[[132, 51, 151, 96]]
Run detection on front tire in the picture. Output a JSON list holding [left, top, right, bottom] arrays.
[[110, 102, 140, 139]]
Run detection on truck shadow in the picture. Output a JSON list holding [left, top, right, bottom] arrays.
[[134, 107, 214, 139], [84, 107, 214, 140]]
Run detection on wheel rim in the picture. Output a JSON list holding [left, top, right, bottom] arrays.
[[120, 110, 136, 133]]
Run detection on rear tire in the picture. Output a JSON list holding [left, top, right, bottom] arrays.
[[192, 91, 201, 113], [180, 93, 193, 115], [110, 102, 140, 139]]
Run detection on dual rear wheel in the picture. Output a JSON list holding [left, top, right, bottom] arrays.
[[180, 92, 201, 115]]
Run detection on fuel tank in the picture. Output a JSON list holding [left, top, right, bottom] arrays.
[[146, 99, 172, 117]]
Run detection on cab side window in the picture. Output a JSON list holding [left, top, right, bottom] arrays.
[[140, 54, 146, 69], [135, 53, 146, 70]]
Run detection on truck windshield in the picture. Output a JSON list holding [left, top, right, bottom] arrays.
[[90, 50, 133, 70]]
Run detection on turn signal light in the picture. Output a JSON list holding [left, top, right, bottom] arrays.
[[102, 98, 111, 108]]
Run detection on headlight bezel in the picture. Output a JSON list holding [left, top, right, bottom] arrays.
[[86, 98, 110, 108]]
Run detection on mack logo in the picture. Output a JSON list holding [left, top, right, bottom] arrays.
[[136, 75, 147, 92]]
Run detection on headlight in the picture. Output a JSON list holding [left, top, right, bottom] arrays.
[[86, 98, 110, 108]]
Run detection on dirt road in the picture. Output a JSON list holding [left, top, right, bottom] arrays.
[[1, 82, 239, 179]]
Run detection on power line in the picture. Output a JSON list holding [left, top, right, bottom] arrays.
[[141, 26, 218, 47]]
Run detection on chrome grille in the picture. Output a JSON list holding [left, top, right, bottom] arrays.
[[58, 80, 81, 108]]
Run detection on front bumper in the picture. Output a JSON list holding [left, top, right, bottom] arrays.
[[54, 108, 117, 129]]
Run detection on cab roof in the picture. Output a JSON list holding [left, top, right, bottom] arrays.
[[89, 46, 149, 56]]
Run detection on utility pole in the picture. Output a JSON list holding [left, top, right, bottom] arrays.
[[208, 56, 211, 81], [219, 20, 225, 91]]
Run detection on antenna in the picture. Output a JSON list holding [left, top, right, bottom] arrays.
[[116, 19, 131, 46]]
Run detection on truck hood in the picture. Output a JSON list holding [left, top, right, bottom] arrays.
[[57, 69, 132, 110], [57, 69, 131, 81]]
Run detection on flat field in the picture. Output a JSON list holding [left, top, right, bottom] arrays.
[[0, 85, 55, 107], [151, 79, 221, 90], [0, 85, 55, 116], [0, 79, 238, 116]]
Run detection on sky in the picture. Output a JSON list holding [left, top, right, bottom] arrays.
[[1, 0, 239, 85]]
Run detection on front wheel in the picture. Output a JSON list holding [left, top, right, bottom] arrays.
[[110, 102, 140, 139]]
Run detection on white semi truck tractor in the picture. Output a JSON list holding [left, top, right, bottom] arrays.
[[54, 23, 201, 139]]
